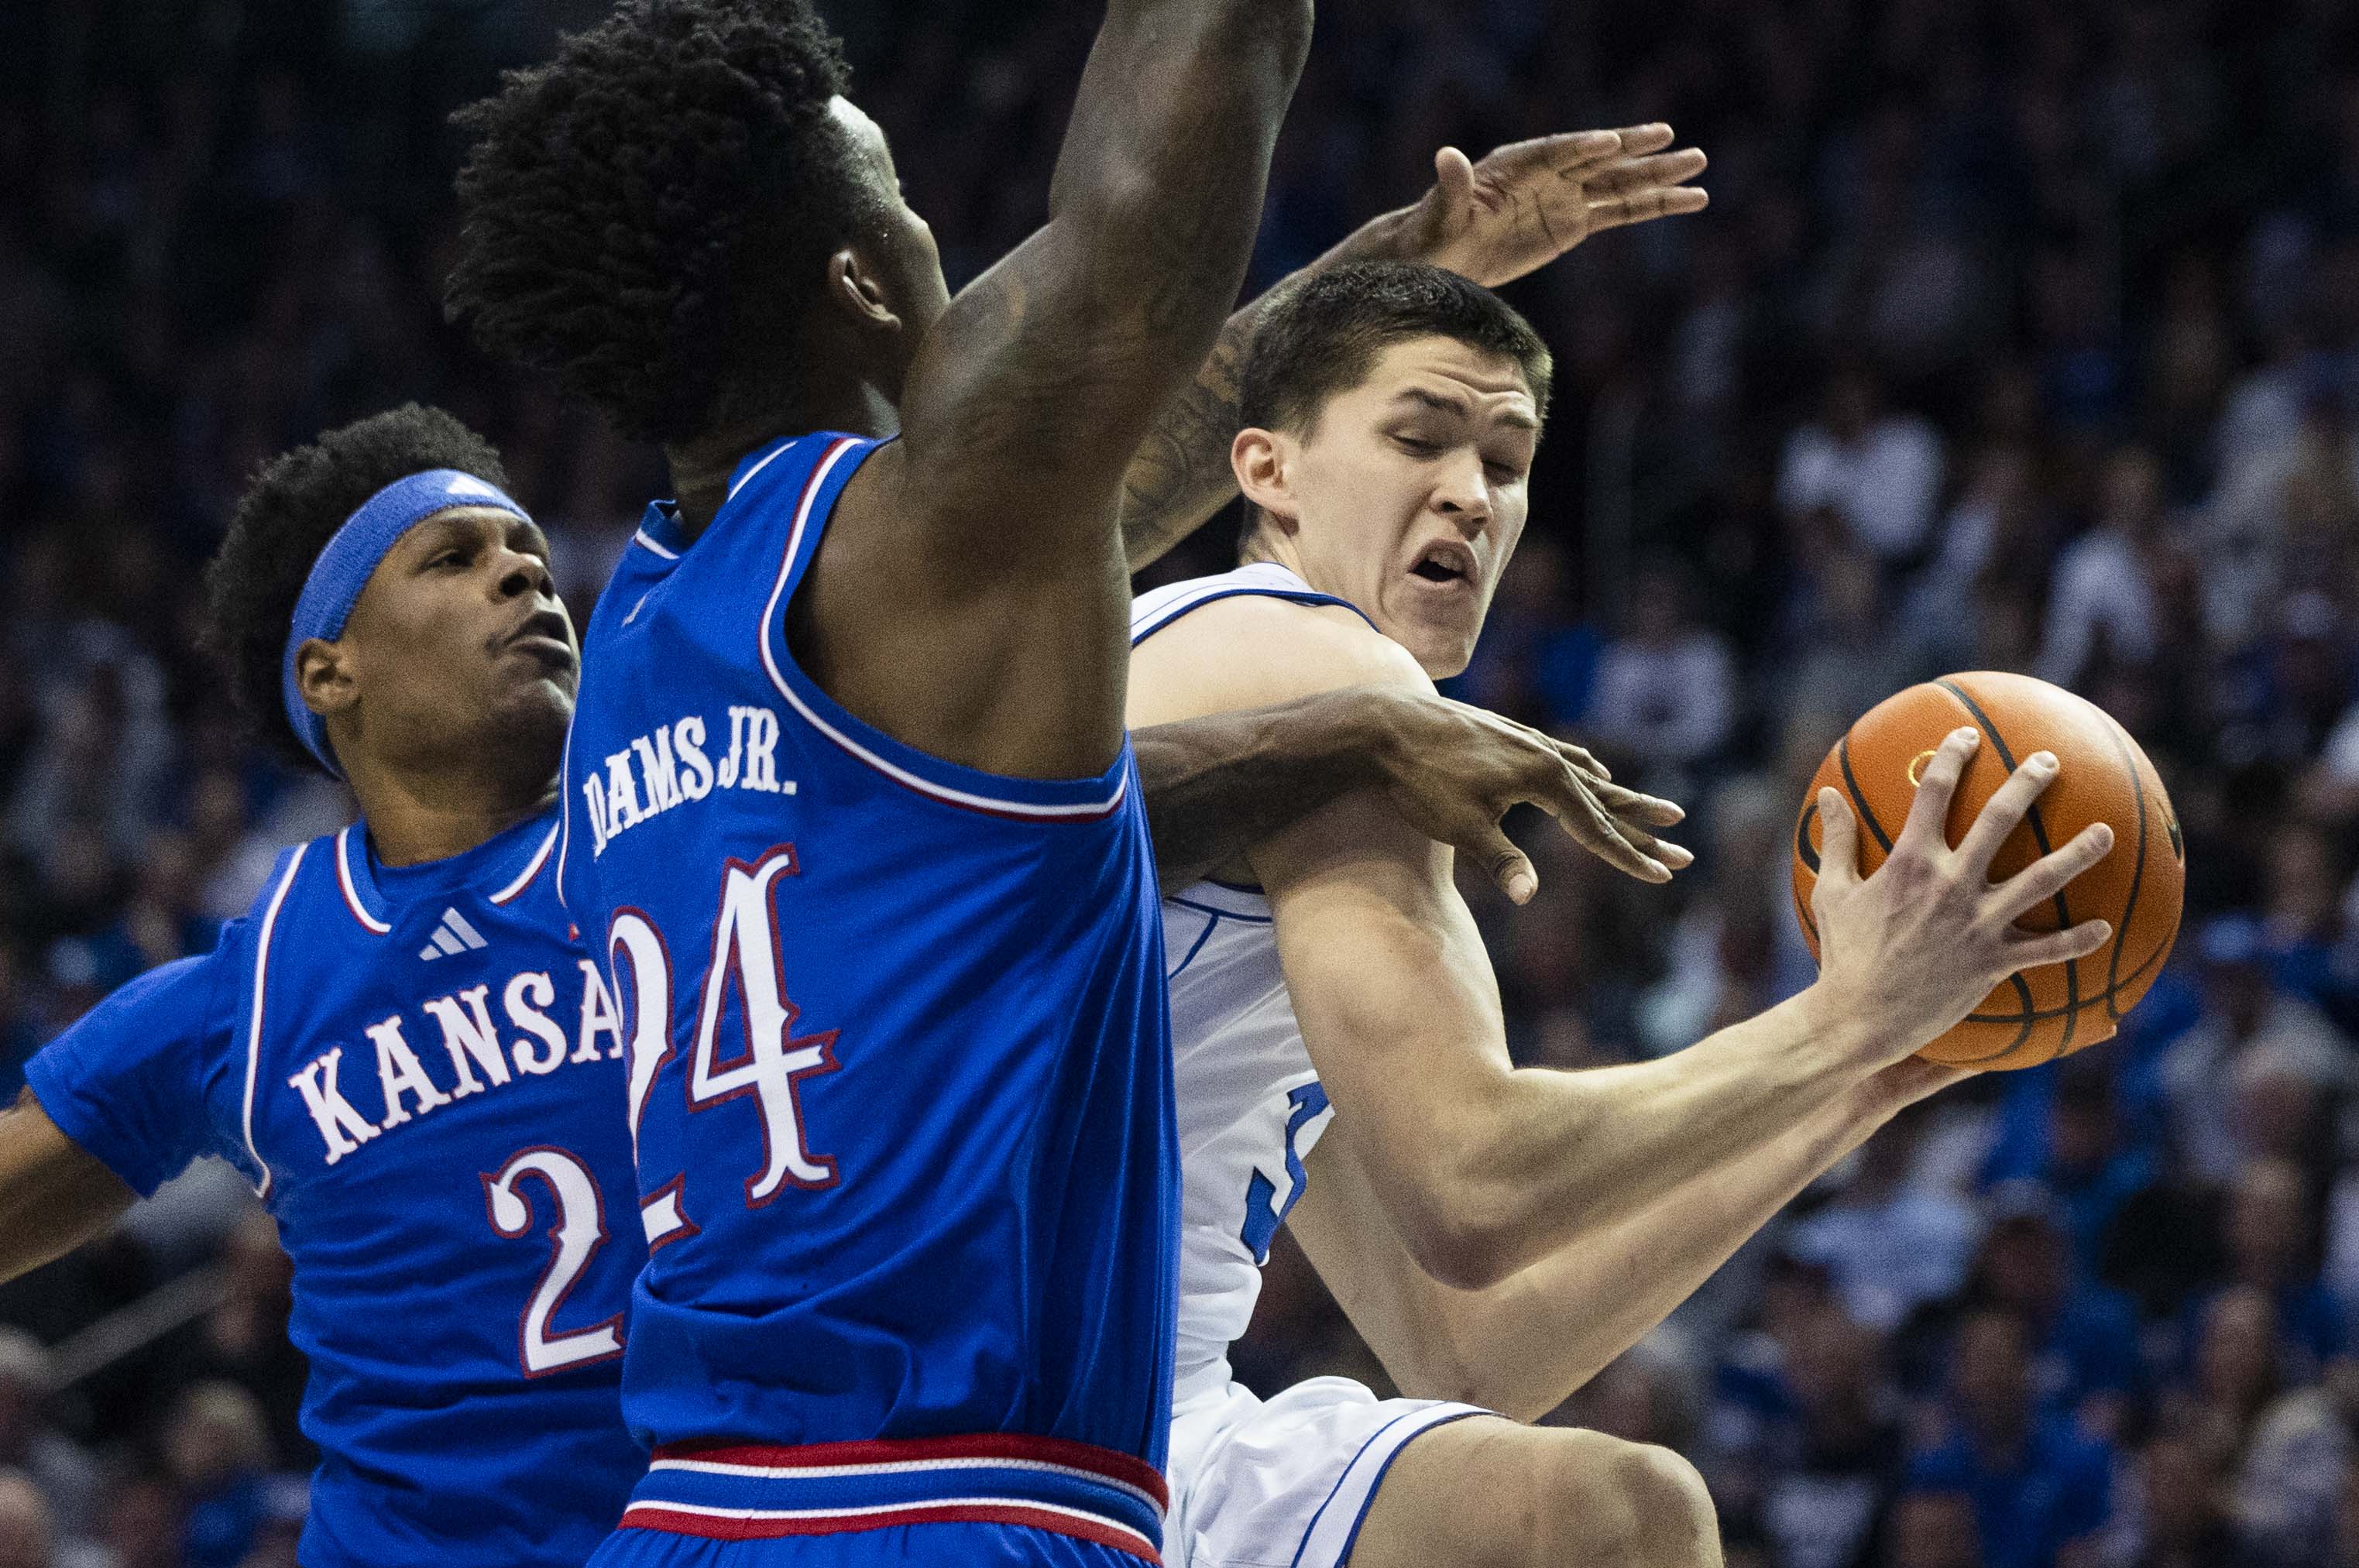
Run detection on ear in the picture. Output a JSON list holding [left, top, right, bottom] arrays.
[[1231, 427, 1300, 530], [294, 638, 359, 723], [826, 249, 901, 333]]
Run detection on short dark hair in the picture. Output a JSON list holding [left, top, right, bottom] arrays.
[[200, 405, 509, 775], [1238, 261, 1554, 438], [445, 0, 864, 444]]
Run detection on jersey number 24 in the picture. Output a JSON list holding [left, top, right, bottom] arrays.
[[606, 845, 843, 1247]]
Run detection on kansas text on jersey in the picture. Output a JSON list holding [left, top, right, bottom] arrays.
[[26, 808, 646, 1568], [559, 434, 1176, 1561]]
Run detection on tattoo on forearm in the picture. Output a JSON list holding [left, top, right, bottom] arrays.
[[1119, 321, 1253, 568], [1118, 200, 1421, 571]]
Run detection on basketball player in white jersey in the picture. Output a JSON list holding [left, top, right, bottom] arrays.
[[1126, 262, 2120, 1568]]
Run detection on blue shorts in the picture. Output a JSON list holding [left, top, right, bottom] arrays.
[[589, 1520, 1151, 1568], [592, 1435, 1166, 1568]]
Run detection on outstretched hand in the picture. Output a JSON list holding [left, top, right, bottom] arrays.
[[1395, 124, 1710, 289], [1367, 692, 1690, 903], [1806, 729, 2115, 1068]]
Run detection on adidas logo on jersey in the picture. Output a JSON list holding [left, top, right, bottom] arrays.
[[419, 907, 489, 962]]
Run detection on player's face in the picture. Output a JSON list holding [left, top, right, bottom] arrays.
[[829, 98, 951, 349], [1272, 338, 1538, 677], [330, 506, 576, 784]]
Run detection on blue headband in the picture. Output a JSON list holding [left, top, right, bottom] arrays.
[[281, 469, 533, 777]]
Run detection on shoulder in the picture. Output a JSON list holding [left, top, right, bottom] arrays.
[[673, 433, 882, 582], [80, 948, 238, 1025], [1128, 592, 1428, 729], [28, 946, 241, 1099]]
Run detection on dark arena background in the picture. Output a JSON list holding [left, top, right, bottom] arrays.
[[3, 1, 2358, 1564]]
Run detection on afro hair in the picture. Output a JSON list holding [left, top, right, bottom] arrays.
[[445, 0, 867, 444], [201, 404, 510, 774]]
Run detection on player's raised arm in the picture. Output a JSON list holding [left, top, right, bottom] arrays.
[[885, 0, 1312, 565], [0, 1091, 136, 1284]]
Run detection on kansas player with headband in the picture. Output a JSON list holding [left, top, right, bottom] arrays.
[[1127, 262, 2124, 1568], [0, 405, 644, 1568], [0, 383, 1673, 1563]]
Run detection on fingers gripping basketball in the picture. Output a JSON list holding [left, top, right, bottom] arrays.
[[1791, 672, 2186, 1070]]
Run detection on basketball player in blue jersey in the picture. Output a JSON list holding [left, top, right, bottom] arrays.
[[1127, 262, 2125, 1568], [0, 405, 644, 1568], [438, 2, 1713, 1563], [0, 389, 1693, 1565]]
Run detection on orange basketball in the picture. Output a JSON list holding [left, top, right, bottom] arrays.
[[1788, 671, 2185, 1070]]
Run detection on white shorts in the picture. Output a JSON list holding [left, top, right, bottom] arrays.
[[1166, 1378, 1489, 1568]]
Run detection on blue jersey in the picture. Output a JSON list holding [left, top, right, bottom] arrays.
[[26, 809, 645, 1568], [559, 434, 1174, 1561]]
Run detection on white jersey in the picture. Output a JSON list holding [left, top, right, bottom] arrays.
[[1133, 564, 1366, 1405], [1135, 568, 1492, 1568]]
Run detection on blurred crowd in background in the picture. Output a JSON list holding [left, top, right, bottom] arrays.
[[10, 0, 2359, 1564]]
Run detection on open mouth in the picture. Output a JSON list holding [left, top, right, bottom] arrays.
[[504, 609, 577, 666], [1410, 542, 1475, 587]]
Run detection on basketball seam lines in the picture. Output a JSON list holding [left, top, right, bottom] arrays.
[[2095, 712, 2153, 1022], [1793, 801, 1822, 945], [1962, 933, 2172, 1023], [1935, 678, 2082, 1054], [1991, 975, 2037, 1063], [1837, 737, 1893, 853]]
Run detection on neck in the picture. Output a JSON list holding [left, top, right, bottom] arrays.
[[1239, 527, 1303, 579], [346, 760, 558, 867], [665, 379, 900, 535]]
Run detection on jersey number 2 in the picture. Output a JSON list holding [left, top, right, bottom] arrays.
[[482, 1147, 626, 1377]]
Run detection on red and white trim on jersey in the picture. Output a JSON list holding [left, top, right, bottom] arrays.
[[335, 825, 392, 934], [726, 437, 800, 503], [630, 527, 680, 561], [619, 1432, 1168, 1563], [488, 824, 558, 906], [240, 845, 310, 1199], [555, 721, 576, 912], [752, 436, 1131, 825]]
